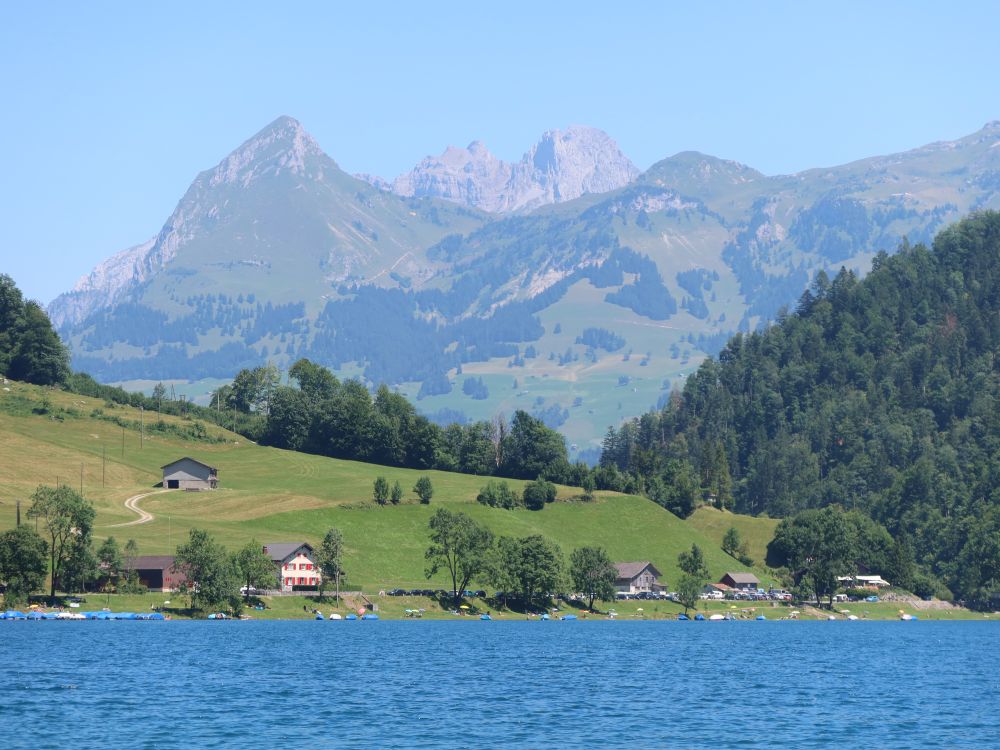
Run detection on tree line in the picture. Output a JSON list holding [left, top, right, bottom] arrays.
[[425, 507, 619, 610]]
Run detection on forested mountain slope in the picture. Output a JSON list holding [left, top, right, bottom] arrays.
[[601, 212, 1000, 601]]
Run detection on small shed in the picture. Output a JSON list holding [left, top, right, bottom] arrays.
[[133, 555, 189, 592], [614, 561, 662, 594], [720, 571, 760, 591], [162, 457, 218, 490]]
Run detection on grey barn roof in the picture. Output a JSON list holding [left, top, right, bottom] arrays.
[[161, 457, 218, 472], [132, 555, 176, 571], [614, 561, 661, 580], [724, 571, 760, 583], [264, 542, 314, 562]]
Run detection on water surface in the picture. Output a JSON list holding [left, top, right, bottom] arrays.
[[1, 621, 995, 748]]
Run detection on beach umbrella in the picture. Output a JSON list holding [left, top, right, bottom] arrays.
[[459, 605, 470, 609], [636, 607, 644, 611]]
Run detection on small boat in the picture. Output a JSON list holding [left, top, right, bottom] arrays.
[[677, 614, 689, 621], [560, 615, 577, 621], [755, 615, 767, 621], [345, 614, 358, 621], [694, 613, 705, 621], [900, 613, 917, 621], [148, 613, 165, 621], [847, 615, 859, 621], [329, 613, 342, 620], [480, 614, 492, 621], [361, 613, 379, 621], [315, 613, 324, 620], [709, 613, 726, 621], [539, 613, 550, 621]]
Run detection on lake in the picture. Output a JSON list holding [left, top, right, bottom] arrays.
[[1, 620, 996, 748]]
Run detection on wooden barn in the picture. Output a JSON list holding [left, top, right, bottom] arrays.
[[162, 457, 218, 490], [133, 556, 189, 592]]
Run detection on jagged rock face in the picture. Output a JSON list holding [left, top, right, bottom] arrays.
[[387, 126, 640, 212]]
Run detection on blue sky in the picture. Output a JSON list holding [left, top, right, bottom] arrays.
[[2, 2, 999, 304]]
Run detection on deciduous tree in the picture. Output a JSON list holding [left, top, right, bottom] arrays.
[[317, 528, 346, 601], [0, 525, 48, 606], [27, 485, 95, 600], [569, 546, 616, 610], [425, 508, 494, 604]]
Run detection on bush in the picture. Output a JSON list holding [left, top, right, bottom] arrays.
[[523, 478, 557, 511], [477, 480, 519, 509]]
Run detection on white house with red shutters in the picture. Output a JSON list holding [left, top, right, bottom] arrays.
[[265, 542, 319, 591]]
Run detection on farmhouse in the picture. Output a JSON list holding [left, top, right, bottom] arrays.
[[162, 457, 218, 490], [133, 555, 189, 592], [720, 571, 760, 591], [614, 561, 662, 594], [265, 542, 319, 591]]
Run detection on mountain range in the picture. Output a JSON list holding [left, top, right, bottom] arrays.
[[48, 116, 1000, 453]]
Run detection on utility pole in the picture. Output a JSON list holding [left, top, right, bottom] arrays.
[[102, 447, 106, 488], [16, 499, 20, 527], [80, 463, 84, 495], [121, 426, 125, 458], [140, 406, 144, 449]]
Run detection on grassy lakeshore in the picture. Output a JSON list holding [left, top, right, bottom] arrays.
[[9, 592, 992, 622]]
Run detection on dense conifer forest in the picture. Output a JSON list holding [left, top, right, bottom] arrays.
[[600, 212, 1000, 602]]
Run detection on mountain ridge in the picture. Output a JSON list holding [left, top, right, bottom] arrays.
[[49, 116, 1000, 450]]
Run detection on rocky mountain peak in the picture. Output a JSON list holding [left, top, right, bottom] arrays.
[[386, 126, 638, 213], [208, 115, 326, 188]]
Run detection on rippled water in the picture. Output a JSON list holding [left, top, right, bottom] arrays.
[[1, 621, 997, 748]]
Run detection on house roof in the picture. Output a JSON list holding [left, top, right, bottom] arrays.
[[161, 457, 218, 472], [705, 582, 733, 591], [264, 542, 314, 562], [723, 571, 760, 584], [614, 561, 662, 580], [132, 555, 177, 571]]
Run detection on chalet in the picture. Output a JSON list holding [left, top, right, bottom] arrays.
[[133, 555, 189, 592], [162, 457, 218, 490], [265, 542, 319, 591], [720, 571, 760, 591], [614, 561, 662, 594]]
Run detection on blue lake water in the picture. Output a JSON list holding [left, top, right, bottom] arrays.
[[1, 620, 997, 749]]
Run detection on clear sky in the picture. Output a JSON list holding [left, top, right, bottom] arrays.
[[2, 2, 999, 304]]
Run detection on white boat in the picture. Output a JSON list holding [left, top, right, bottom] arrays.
[[709, 613, 726, 621], [328, 613, 342, 620], [847, 615, 859, 621]]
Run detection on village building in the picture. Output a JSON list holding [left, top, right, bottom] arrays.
[[702, 582, 733, 598], [614, 561, 662, 594], [720, 571, 760, 591], [132, 555, 189, 592], [265, 542, 319, 591], [838, 574, 891, 589], [162, 457, 218, 490]]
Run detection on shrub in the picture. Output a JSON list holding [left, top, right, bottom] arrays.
[[523, 477, 557, 511]]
